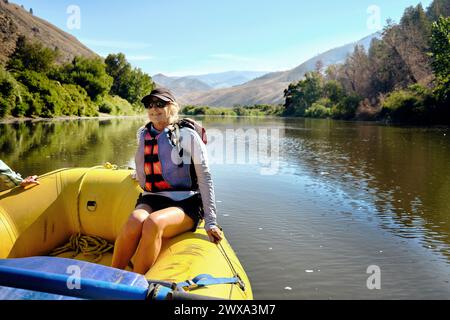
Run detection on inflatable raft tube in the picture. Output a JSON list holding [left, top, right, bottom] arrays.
[[0, 166, 252, 300]]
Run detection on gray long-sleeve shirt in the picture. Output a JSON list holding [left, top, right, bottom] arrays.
[[134, 124, 218, 231]]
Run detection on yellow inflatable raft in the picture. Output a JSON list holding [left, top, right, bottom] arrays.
[[0, 165, 252, 300]]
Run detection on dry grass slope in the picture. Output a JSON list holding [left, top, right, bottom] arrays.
[[0, 1, 97, 65]]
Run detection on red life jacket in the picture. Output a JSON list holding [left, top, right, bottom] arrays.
[[142, 122, 202, 193], [143, 126, 173, 192]]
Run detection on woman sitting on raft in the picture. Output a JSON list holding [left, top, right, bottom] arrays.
[[112, 88, 223, 275]]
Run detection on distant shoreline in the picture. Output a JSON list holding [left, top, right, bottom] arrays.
[[0, 113, 281, 124], [2, 114, 448, 128], [0, 114, 145, 124]]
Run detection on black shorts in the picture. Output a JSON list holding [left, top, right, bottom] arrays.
[[134, 193, 204, 232]]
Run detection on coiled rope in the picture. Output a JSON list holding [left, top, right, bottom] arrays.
[[49, 233, 114, 263]]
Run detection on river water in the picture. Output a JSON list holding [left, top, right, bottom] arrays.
[[1, 116, 449, 299]]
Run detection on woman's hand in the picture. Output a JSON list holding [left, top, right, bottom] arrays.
[[20, 175, 40, 188], [207, 226, 223, 244]]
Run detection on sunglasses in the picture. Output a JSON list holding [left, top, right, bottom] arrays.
[[145, 99, 168, 109]]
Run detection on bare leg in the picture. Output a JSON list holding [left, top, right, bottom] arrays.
[[111, 204, 152, 270], [133, 207, 194, 275]]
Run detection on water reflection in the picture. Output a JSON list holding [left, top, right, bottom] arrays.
[[279, 118, 450, 259], [1, 116, 449, 298], [0, 118, 145, 175]]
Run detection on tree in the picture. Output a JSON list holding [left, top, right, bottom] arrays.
[[381, 5, 433, 86], [54, 57, 113, 101], [127, 67, 153, 104], [7, 36, 59, 73], [283, 72, 323, 116], [315, 60, 324, 73], [105, 53, 153, 104], [323, 80, 345, 103], [105, 53, 131, 96], [427, 0, 450, 22], [367, 38, 411, 95], [429, 17, 450, 105], [339, 45, 372, 97]]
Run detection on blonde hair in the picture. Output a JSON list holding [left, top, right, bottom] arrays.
[[167, 101, 180, 124]]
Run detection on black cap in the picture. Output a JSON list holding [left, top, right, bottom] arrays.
[[141, 87, 176, 106]]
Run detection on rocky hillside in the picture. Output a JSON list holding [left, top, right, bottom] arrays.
[[0, 0, 97, 65], [179, 33, 381, 107]]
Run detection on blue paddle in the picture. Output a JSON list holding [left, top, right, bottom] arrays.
[[0, 257, 149, 300]]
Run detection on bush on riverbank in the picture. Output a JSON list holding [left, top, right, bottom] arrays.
[[234, 104, 284, 116], [380, 84, 437, 124], [284, 72, 363, 120], [49, 56, 113, 102], [0, 67, 26, 117], [305, 100, 332, 118], [0, 37, 152, 119], [181, 105, 233, 116], [181, 104, 284, 117], [98, 95, 134, 116]]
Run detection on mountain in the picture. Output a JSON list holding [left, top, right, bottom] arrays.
[[153, 70, 269, 98], [0, 1, 97, 65], [153, 73, 213, 97], [186, 71, 270, 89], [179, 32, 382, 107]]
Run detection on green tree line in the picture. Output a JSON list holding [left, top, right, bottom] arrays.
[[284, 0, 450, 124], [0, 36, 154, 119], [181, 104, 284, 117]]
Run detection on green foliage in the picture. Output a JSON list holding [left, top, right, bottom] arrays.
[[249, 104, 284, 116], [4, 70, 95, 118], [98, 102, 113, 114], [16, 70, 97, 117], [186, 106, 208, 115], [305, 102, 332, 118], [331, 95, 362, 120], [380, 85, 436, 123], [284, 72, 323, 116], [0, 37, 150, 119], [105, 53, 153, 105], [17, 70, 64, 117], [233, 106, 265, 116], [7, 36, 59, 73], [53, 56, 113, 101], [429, 16, 450, 105], [98, 95, 135, 116], [0, 67, 35, 117], [181, 104, 283, 117], [284, 70, 361, 120], [62, 84, 98, 117], [0, 68, 17, 117], [323, 81, 345, 102]]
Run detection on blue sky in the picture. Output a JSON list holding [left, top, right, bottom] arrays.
[[14, 0, 433, 76]]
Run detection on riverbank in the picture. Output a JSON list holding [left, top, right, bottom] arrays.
[[0, 114, 145, 124], [2, 113, 449, 128]]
